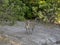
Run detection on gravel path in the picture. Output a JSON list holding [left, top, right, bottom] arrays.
[[0, 21, 60, 45]]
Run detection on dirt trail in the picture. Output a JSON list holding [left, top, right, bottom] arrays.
[[0, 21, 60, 45]]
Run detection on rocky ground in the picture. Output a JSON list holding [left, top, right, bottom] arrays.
[[0, 21, 60, 45]]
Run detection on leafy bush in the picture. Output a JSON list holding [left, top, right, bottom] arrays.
[[0, 0, 60, 25]]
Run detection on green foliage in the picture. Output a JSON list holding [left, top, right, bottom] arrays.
[[0, 0, 60, 25]]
